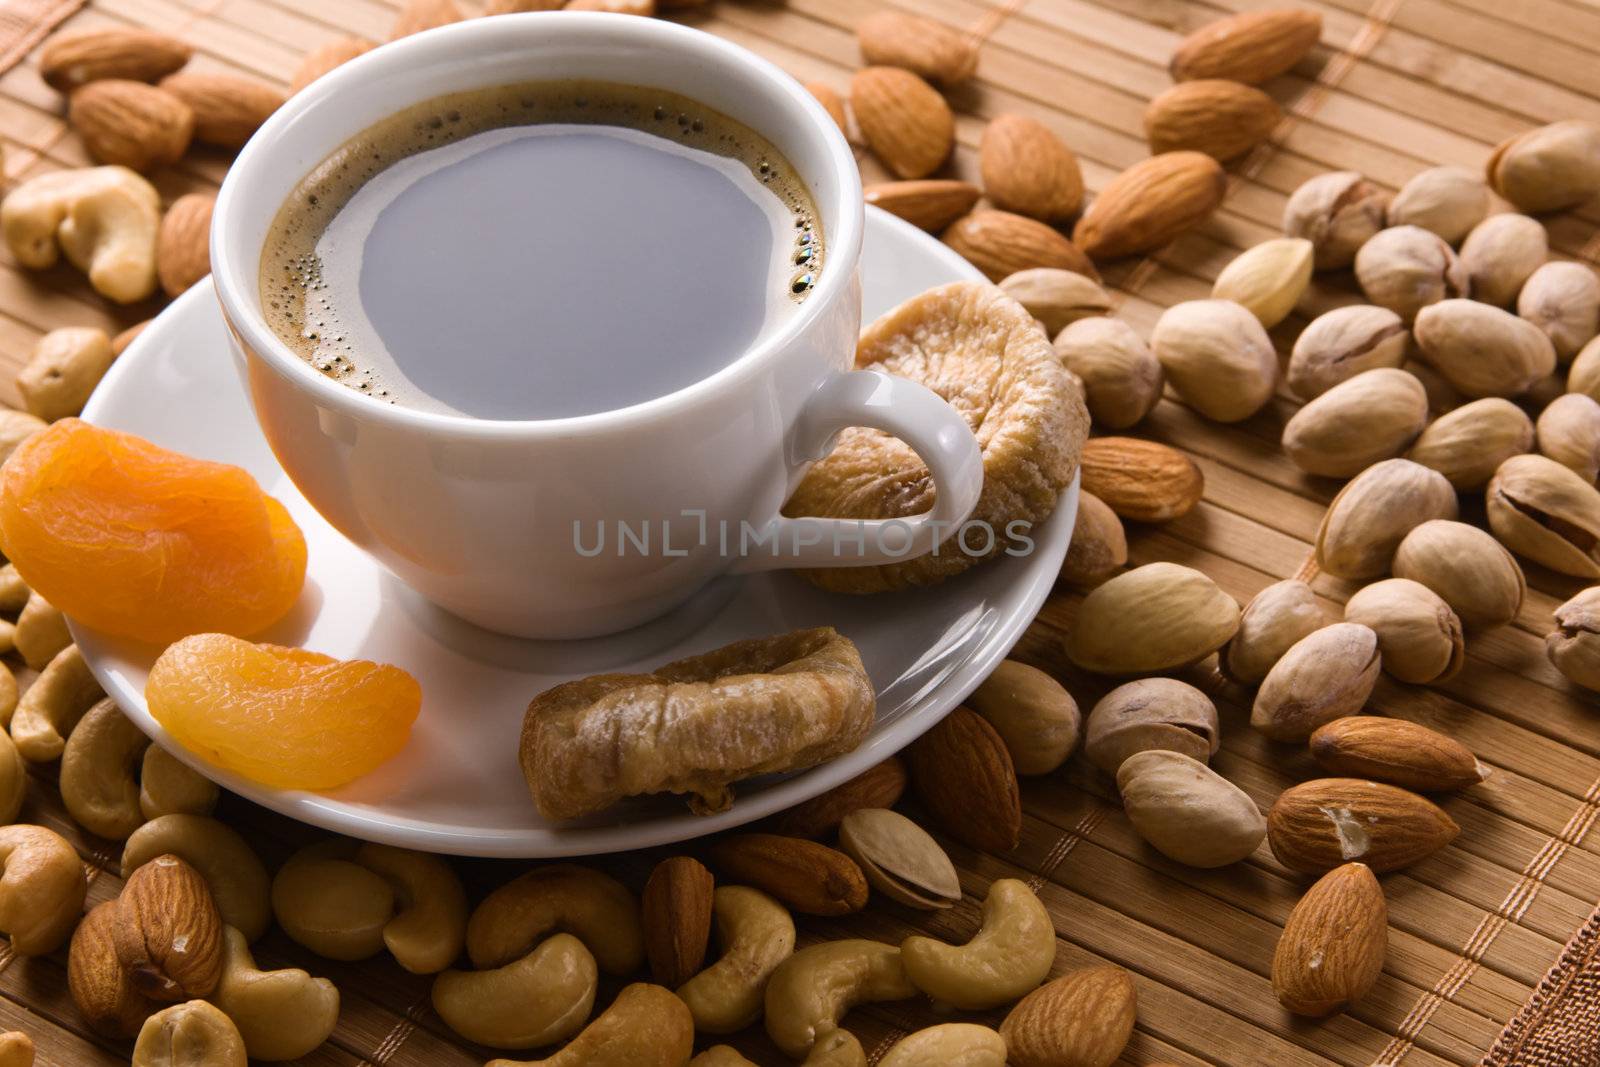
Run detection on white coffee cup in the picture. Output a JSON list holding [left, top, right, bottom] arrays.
[[211, 13, 983, 639]]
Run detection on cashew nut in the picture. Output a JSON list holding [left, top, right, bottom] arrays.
[[678, 885, 795, 1034], [211, 925, 339, 1061], [900, 878, 1056, 1011], [467, 864, 644, 975], [11, 642, 100, 761], [0, 823, 87, 954], [0, 730, 23, 826], [0, 564, 28, 613], [17, 326, 114, 422], [271, 851, 395, 961], [0, 1031, 31, 1067], [879, 1024, 1006, 1067], [15, 594, 70, 672], [132, 1000, 246, 1067], [763, 940, 917, 1058], [123, 815, 271, 942], [803, 1030, 866, 1067], [139, 745, 218, 820], [352, 842, 467, 973], [690, 1048, 758, 1067], [1, 166, 161, 304], [60, 696, 147, 839], [69, 900, 156, 1037], [485, 983, 694, 1067], [431, 932, 597, 1049]]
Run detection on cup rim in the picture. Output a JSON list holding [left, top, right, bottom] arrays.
[[211, 12, 864, 438]]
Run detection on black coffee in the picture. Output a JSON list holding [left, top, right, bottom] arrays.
[[261, 80, 823, 419]]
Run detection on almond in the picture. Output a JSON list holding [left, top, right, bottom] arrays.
[[156, 192, 214, 298], [980, 114, 1085, 222], [1000, 965, 1137, 1067], [1144, 79, 1281, 162], [69, 900, 156, 1037], [641, 855, 714, 988], [904, 705, 1021, 852], [112, 854, 224, 1001], [158, 72, 285, 148], [291, 37, 373, 94], [69, 80, 193, 172], [1169, 8, 1323, 85], [1309, 717, 1489, 792], [943, 209, 1098, 283], [1267, 778, 1460, 875], [484, 0, 566, 10], [804, 81, 848, 135], [705, 834, 868, 916], [856, 11, 977, 85], [865, 180, 980, 232], [39, 28, 192, 92], [769, 755, 907, 839], [1073, 152, 1226, 261], [390, 0, 465, 40], [1080, 437, 1204, 523], [850, 66, 953, 180], [1272, 863, 1387, 1017]]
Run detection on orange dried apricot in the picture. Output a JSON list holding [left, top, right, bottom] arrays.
[[0, 419, 306, 643], [146, 633, 421, 790]]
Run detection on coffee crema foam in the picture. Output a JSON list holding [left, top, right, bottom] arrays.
[[260, 79, 824, 419]]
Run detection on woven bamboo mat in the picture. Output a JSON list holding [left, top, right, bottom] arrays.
[[0, 0, 1598, 1065]]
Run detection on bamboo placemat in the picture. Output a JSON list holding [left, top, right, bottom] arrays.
[[0, 1, 1598, 1065]]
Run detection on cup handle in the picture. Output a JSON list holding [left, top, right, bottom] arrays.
[[730, 370, 984, 574]]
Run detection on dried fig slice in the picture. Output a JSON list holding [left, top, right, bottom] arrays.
[[520, 627, 875, 820], [783, 281, 1088, 593]]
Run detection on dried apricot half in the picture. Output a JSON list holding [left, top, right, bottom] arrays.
[[0, 419, 306, 643], [146, 633, 421, 790]]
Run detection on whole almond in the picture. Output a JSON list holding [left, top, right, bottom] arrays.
[[1315, 459, 1458, 580], [1222, 579, 1325, 685], [113, 854, 223, 1001], [156, 192, 214, 299], [1252, 623, 1380, 743], [390, 0, 464, 40], [770, 756, 907, 839], [1405, 398, 1534, 492], [1282, 368, 1428, 478], [980, 114, 1084, 222], [566, 0, 655, 11], [1342, 579, 1464, 685], [69, 80, 194, 172], [943, 209, 1098, 283], [705, 834, 867, 916], [1537, 392, 1600, 482], [1211, 237, 1313, 328], [1144, 79, 1280, 162], [1460, 213, 1547, 307], [1267, 778, 1459, 874], [1310, 717, 1488, 791], [1073, 152, 1226, 261], [1354, 225, 1469, 323], [904, 706, 1021, 852], [1169, 8, 1322, 84], [966, 659, 1080, 776], [291, 37, 373, 93], [1079, 437, 1203, 522], [1001, 966, 1137, 1067], [1518, 261, 1600, 360], [1150, 299, 1277, 422], [804, 82, 847, 135], [1393, 519, 1526, 629], [40, 28, 192, 92], [158, 72, 285, 148], [856, 11, 976, 85], [641, 855, 714, 988], [1066, 562, 1240, 675], [484, 0, 566, 11], [1386, 166, 1489, 244], [850, 67, 952, 180], [1059, 490, 1127, 589], [1053, 318, 1162, 429], [69, 900, 157, 1037], [1487, 453, 1600, 577], [1486, 120, 1600, 213], [1286, 305, 1408, 401], [1284, 171, 1390, 271], [837, 808, 960, 909], [1000, 268, 1112, 335], [865, 180, 980, 232], [1272, 863, 1386, 1017]]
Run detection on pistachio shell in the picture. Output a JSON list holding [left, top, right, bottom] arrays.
[[1571, 336, 1600, 402], [1211, 238, 1313, 328], [1117, 751, 1265, 868], [998, 268, 1112, 336], [1053, 318, 1163, 429], [1547, 586, 1600, 690], [1282, 368, 1428, 478], [1283, 171, 1389, 270], [1058, 490, 1127, 589], [838, 808, 960, 910], [1486, 453, 1600, 577], [1354, 226, 1468, 323], [1222, 579, 1327, 685], [1285, 305, 1408, 400], [1412, 299, 1555, 398], [1386, 166, 1489, 244], [1536, 392, 1600, 483], [1251, 623, 1380, 742], [1392, 519, 1525, 630], [1405, 397, 1534, 491], [1064, 562, 1240, 675], [1315, 459, 1459, 580], [1343, 579, 1464, 685], [966, 660, 1080, 776], [1518, 262, 1600, 361], [1149, 299, 1277, 422], [1459, 214, 1547, 307], [1083, 678, 1219, 775]]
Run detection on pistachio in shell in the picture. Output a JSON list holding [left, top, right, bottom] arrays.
[[1547, 586, 1600, 691], [998, 268, 1112, 336], [1286, 304, 1408, 400], [1315, 459, 1458, 580], [1405, 397, 1534, 491], [1343, 578, 1464, 685], [1572, 336, 1600, 403], [1353, 225, 1468, 323], [1392, 519, 1526, 630], [1222, 578, 1326, 685], [1412, 299, 1555, 399], [837, 808, 960, 910], [1486, 120, 1600, 213], [966, 659, 1081, 776], [1058, 490, 1127, 590], [1518, 261, 1600, 361], [1053, 317, 1163, 430], [1083, 678, 1219, 775], [1486, 453, 1600, 578], [1283, 171, 1389, 271], [1149, 299, 1277, 423], [1459, 213, 1547, 308], [1282, 368, 1428, 478], [1251, 623, 1380, 742], [1536, 392, 1600, 483], [1386, 165, 1489, 245], [1116, 751, 1265, 868], [1064, 562, 1240, 675]]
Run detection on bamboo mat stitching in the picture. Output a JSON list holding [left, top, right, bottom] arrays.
[[0, 0, 81, 78], [364, 992, 431, 1066]]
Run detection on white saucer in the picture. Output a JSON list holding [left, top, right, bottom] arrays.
[[73, 207, 1078, 858]]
